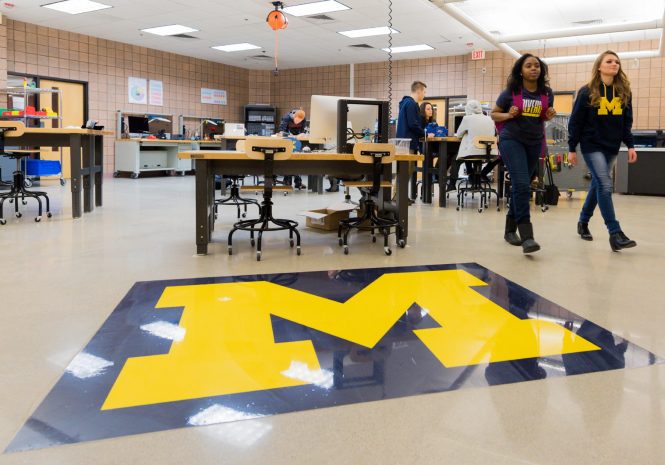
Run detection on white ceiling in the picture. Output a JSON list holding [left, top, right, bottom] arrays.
[[1, 0, 663, 70]]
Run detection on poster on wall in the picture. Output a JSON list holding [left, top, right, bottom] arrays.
[[128, 77, 147, 105], [201, 88, 227, 105], [149, 80, 164, 106]]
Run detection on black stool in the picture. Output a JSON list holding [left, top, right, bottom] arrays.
[[228, 138, 301, 261], [214, 175, 261, 220], [456, 136, 500, 213], [0, 122, 52, 225], [338, 143, 405, 256]]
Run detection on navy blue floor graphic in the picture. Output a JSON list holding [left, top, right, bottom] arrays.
[[5, 263, 663, 453]]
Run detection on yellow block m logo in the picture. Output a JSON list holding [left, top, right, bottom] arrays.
[[102, 270, 598, 410], [598, 96, 623, 115]]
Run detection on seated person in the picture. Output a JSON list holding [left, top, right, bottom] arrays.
[[279, 108, 307, 189], [455, 99, 498, 184]]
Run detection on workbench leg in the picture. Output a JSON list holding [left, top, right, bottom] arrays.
[[195, 159, 210, 255], [82, 136, 94, 213], [438, 144, 448, 208], [70, 135, 82, 218], [397, 161, 410, 242], [95, 135, 103, 207]]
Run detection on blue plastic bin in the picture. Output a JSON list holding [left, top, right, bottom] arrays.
[[26, 159, 62, 176]]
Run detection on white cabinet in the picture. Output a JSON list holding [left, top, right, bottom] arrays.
[[114, 140, 195, 178]]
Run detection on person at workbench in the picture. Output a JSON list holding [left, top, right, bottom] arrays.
[[279, 108, 307, 189]]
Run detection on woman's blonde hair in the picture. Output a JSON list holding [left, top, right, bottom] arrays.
[[587, 50, 631, 107]]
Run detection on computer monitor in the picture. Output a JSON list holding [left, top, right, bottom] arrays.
[[127, 116, 149, 134], [309, 95, 387, 152], [309, 95, 341, 144]]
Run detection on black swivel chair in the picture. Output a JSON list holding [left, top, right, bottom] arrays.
[[228, 137, 301, 261], [214, 140, 261, 220], [0, 121, 52, 225], [456, 136, 500, 213], [338, 143, 405, 256]]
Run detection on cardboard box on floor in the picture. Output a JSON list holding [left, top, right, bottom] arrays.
[[299, 202, 357, 231]]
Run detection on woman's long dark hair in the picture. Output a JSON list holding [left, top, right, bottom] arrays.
[[420, 101, 435, 126], [506, 53, 551, 93]]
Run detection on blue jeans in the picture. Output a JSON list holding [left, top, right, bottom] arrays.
[[499, 138, 541, 224], [579, 151, 621, 234]]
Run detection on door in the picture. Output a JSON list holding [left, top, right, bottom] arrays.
[[39, 79, 86, 179]]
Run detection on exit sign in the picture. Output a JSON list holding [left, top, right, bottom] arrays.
[[471, 49, 486, 60]]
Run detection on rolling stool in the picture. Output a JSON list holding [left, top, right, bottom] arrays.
[[338, 143, 405, 256], [228, 137, 301, 261], [214, 140, 261, 220], [0, 121, 52, 225], [456, 136, 500, 213]]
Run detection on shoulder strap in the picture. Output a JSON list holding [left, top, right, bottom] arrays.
[[539, 92, 550, 121], [512, 89, 523, 110]]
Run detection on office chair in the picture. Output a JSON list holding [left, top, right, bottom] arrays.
[[456, 136, 500, 213], [228, 137, 301, 261], [214, 140, 261, 220], [0, 121, 52, 225], [338, 143, 405, 256]]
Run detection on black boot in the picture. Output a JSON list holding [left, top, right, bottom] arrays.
[[577, 222, 593, 241], [609, 231, 636, 252], [517, 222, 540, 254], [504, 216, 522, 246]]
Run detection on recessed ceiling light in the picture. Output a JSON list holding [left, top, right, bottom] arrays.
[[283, 0, 350, 17], [338, 27, 399, 38], [382, 44, 434, 54], [212, 43, 262, 52], [141, 25, 199, 37], [41, 0, 111, 15]]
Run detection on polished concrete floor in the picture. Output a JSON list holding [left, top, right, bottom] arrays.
[[1, 175, 665, 464]]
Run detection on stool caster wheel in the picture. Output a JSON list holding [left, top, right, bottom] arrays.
[[372, 235, 376, 243], [16, 212, 22, 218], [113, 171, 120, 178], [60, 178, 66, 186], [250, 239, 256, 247], [343, 246, 349, 255], [289, 239, 294, 248], [47, 212, 52, 218], [241, 212, 247, 218], [456, 206, 460, 211], [541, 207, 548, 212], [384, 247, 392, 256], [397, 240, 406, 248], [228, 246, 233, 256], [283, 192, 288, 196], [256, 251, 262, 261], [0, 219, 6, 225], [478, 208, 483, 213], [497, 207, 501, 212], [296, 246, 301, 256], [22, 200, 28, 205], [338, 238, 343, 246], [35, 216, 41, 223]]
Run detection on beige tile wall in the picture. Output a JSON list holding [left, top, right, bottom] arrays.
[[0, 16, 7, 107], [248, 69, 272, 105], [270, 65, 350, 116], [4, 19, 249, 173]]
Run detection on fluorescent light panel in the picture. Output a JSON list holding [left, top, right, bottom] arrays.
[[338, 26, 399, 38], [141, 25, 199, 36], [382, 44, 434, 54], [283, 0, 350, 17], [42, 0, 112, 15], [212, 43, 261, 52]]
